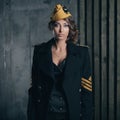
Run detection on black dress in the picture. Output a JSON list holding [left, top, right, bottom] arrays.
[[46, 59, 68, 120]]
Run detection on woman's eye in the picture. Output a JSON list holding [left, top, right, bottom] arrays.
[[64, 24, 69, 27], [54, 23, 59, 27], [54, 23, 69, 28]]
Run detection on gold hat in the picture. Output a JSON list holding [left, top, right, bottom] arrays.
[[51, 4, 72, 21]]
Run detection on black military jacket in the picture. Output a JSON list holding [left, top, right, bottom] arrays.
[[27, 38, 93, 120]]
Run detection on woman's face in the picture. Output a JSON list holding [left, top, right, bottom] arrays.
[[53, 19, 69, 41]]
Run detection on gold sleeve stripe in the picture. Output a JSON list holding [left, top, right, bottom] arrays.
[[81, 81, 92, 88], [81, 84, 92, 92], [88, 76, 92, 81], [82, 78, 92, 85], [81, 76, 92, 91]]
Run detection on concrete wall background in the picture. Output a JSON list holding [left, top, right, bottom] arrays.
[[0, 0, 77, 120]]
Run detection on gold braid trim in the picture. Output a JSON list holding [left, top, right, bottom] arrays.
[[81, 77, 92, 85], [81, 81, 92, 88], [81, 76, 92, 92]]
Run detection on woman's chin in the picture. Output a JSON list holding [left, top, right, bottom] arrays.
[[57, 37, 67, 41]]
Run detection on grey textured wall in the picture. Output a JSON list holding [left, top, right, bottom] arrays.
[[0, 0, 77, 120], [0, 0, 120, 120]]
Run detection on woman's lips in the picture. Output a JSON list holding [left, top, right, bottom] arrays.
[[58, 34, 64, 36]]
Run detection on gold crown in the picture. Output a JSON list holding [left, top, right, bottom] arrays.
[[51, 4, 72, 21]]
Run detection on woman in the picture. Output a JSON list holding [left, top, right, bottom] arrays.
[[27, 4, 93, 120]]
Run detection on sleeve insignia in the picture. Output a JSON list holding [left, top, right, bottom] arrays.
[[81, 76, 92, 92]]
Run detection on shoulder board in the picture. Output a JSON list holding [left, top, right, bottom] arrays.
[[76, 44, 89, 48]]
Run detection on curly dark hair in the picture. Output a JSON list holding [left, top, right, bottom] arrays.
[[48, 17, 79, 43]]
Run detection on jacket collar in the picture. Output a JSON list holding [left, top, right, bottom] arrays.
[[37, 38, 79, 80], [40, 38, 79, 56]]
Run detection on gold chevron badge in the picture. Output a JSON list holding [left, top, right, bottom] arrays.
[[81, 76, 92, 92]]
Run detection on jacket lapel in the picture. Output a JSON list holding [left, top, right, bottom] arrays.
[[63, 42, 82, 86], [63, 42, 82, 120], [37, 39, 55, 80]]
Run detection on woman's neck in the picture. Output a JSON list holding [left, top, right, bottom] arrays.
[[54, 40, 67, 51]]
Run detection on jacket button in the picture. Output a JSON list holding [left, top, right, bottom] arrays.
[[79, 88, 81, 92], [60, 97, 63, 100], [50, 108, 53, 111], [38, 86, 42, 90], [80, 113, 82, 117], [37, 99, 41, 102], [59, 107, 63, 111]]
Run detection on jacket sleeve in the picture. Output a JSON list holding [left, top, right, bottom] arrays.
[[81, 47, 93, 120], [27, 89, 36, 120], [31, 45, 39, 86], [27, 46, 38, 120]]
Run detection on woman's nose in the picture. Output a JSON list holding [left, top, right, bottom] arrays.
[[59, 26, 63, 32]]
